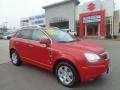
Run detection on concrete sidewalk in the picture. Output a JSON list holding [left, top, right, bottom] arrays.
[[0, 40, 10, 64]]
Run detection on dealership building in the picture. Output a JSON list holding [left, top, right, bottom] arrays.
[[21, 0, 120, 38], [21, 14, 45, 27]]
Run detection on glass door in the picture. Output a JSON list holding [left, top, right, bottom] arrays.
[[85, 23, 99, 36]]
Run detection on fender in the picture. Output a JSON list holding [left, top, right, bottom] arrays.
[[52, 53, 82, 73]]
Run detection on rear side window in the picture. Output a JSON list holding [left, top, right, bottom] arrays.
[[15, 30, 32, 39], [32, 30, 48, 41]]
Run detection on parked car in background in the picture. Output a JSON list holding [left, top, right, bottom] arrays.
[[69, 31, 77, 36], [2, 31, 14, 39], [9, 27, 110, 87], [0, 33, 3, 39], [61, 29, 77, 36]]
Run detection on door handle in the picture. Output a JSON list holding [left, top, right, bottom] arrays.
[[28, 44, 34, 48]]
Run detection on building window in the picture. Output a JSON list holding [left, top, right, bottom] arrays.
[[35, 15, 45, 19], [106, 17, 112, 35], [22, 20, 29, 22], [34, 20, 44, 24], [119, 22, 120, 33], [29, 17, 34, 20]]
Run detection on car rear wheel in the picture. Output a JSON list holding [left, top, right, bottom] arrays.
[[10, 50, 22, 66], [56, 62, 78, 87]]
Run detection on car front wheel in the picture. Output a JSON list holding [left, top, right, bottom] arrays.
[[56, 62, 78, 87]]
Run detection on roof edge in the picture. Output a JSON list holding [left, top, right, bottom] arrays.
[[43, 0, 80, 9]]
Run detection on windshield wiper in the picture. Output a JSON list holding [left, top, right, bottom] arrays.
[[67, 39, 80, 42], [59, 39, 80, 43], [59, 41, 68, 43]]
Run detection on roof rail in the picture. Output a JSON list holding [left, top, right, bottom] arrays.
[[21, 25, 42, 29]]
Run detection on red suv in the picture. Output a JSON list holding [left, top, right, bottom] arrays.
[[9, 27, 110, 87]]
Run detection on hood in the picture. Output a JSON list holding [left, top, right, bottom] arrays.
[[63, 41, 105, 54]]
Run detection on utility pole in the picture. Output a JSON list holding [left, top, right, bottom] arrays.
[[3, 22, 8, 33]]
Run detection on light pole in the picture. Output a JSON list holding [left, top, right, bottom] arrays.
[[2, 22, 8, 32], [3, 22, 8, 29]]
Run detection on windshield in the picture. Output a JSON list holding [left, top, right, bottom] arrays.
[[46, 29, 79, 43]]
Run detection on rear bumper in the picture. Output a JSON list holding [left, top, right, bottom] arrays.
[[79, 60, 110, 82]]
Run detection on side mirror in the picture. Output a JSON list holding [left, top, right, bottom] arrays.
[[40, 38, 51, 47]]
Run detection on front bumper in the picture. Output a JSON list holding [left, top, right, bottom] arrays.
[[79, 60, 110, 82]]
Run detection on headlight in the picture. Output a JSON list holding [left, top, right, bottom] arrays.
[[84, 53, 100, 62]]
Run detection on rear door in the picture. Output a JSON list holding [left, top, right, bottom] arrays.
[[14, 30, 32, 60]]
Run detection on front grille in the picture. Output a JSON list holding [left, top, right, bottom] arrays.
[[100, 52, 109, 60]]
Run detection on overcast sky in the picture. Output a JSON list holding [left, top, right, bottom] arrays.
[[0, 0, 119, 28]]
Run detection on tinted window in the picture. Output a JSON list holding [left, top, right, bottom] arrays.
[[32, 30, 47, 41], [15, 31, 22, 38], [22, 30, 32, 39], [15, 30, 32, 39]]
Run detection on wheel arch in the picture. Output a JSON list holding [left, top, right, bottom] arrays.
[[10, 48, 17, 57], [10, 48, 16, 53]]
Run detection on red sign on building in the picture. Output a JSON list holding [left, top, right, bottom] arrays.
[[88, 3, 96, 11]]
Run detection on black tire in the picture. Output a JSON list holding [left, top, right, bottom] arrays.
[[10, 50, 22, 66], [55, 62, 78, 87]]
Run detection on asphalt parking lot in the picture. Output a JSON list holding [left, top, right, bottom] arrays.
[[0, 39, 120, 90]]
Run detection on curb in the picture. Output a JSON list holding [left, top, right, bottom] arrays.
[[0, 61, 10, 65]]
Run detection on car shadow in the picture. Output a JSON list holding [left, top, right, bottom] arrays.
[[21, 62, 55, 77]]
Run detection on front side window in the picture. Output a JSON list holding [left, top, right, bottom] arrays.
[[32, 30, 47, 41], [22, 30, 32, 39]]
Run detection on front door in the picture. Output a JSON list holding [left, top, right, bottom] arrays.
[[28, 29, 51, 69], [85, 23, 99, 37]]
